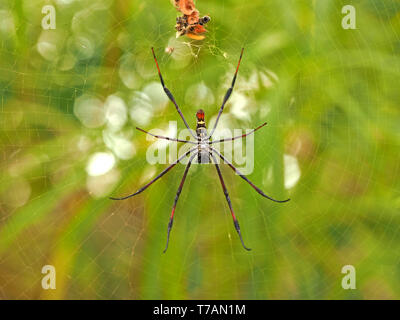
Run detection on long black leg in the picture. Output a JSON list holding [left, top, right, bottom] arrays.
[[110, 148, 196, 200], [210, 122, 267, 144], [151, 48, 197, 139], [136, 127, 196, 144], [211, 148, 290, 203], [208, 48, 244, 139], [210, 153, 251, 251], [163, 152, 197, 253]]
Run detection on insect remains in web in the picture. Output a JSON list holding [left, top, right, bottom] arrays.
[[110, 48, 290, 253], [174, 0, 211, 40]]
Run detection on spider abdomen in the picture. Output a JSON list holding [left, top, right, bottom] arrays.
[[197, 149, 210, 164]]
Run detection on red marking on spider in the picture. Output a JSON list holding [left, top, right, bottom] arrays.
[[196, 109, 205, 121]]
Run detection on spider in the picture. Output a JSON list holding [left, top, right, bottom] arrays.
[[110, 48, 290, 253]]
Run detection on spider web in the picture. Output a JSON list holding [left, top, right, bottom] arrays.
[[0, 0, 400, 299]]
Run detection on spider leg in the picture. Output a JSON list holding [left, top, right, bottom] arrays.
[[210, 152, 251, 251], [208, 48, 244, 139], [110, 147, 196, 200], [210, 122, 267, 144], [151, 48, 197, 139], [136, 127, 196, 144], [211, 148, 290, 203], [163, 152, 197, 253]]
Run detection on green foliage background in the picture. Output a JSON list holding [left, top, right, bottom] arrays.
[[0, 0, 399, 299]]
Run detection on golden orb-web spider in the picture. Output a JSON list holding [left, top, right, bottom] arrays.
[[110, 48, 290, 252]]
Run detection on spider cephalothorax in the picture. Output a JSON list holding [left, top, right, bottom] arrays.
[[110, 48, 290, 253], [195, 109, 206, 134]]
